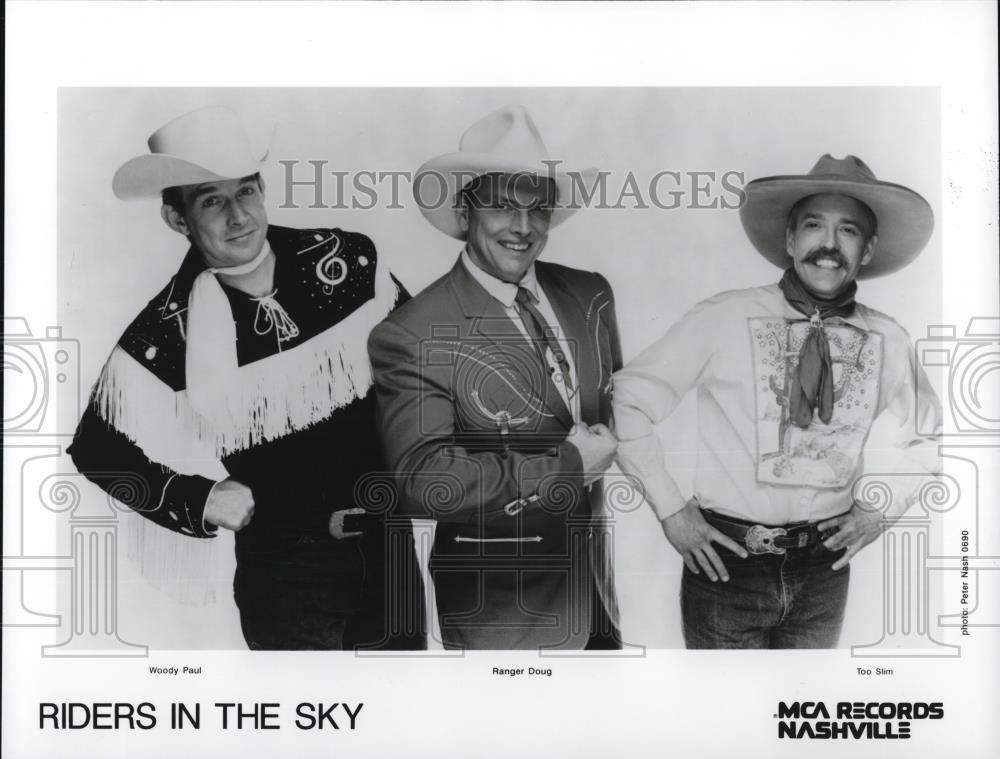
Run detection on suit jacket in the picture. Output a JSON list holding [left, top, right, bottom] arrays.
[[368, 255, 622, 649]]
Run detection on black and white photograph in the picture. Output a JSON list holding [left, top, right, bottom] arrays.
[[52, 85, 946, 653], [4, 2, 998, 757]]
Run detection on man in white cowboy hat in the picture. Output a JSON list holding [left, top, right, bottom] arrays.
[[613, 155, 943, 648], [68, 105, 425, 650], [368, 105, 622, 650]]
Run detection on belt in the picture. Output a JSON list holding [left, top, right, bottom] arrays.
[[330, 509, 385, 539], [702, 509, 830, 555]]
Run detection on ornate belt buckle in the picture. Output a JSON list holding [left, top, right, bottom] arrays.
[[745, 525, 788, 555]]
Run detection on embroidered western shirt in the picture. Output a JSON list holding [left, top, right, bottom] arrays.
[[613, 283, 943, 525], [68, 225, 406, 540]]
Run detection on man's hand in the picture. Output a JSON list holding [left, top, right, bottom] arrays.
[[566, 423, 618, 485], [818, 503, 885, 571], [661, 500, 748, 582], [204, 478, 255, 531]]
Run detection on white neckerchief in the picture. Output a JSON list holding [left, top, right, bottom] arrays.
[[185, 242, 273, 425]]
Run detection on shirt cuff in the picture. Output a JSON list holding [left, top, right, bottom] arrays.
[[166, 474, 219, 539], [616, 437, 687, 521]]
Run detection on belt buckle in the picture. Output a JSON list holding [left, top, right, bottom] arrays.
[[745, 525, 788, 555], [503, 494, 539, 516], [504, 498, 525, 516]]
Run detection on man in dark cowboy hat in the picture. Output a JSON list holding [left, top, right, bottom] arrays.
[[614, 155, 943, 648], [68, 106, 425, 650], [369, 105, 622, 649]]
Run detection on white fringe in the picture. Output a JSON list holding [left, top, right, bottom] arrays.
[[125, 513, 237, 608], [94, 262, 398, 460], [97, 263, 397, 610]]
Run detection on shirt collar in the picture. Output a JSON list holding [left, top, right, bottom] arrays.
[[836, 309, 871, 331], [771, 283, 871, 331], [461, 247, 538, 308]]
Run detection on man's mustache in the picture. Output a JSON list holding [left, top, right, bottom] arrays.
[[804, 247, 846, 266]]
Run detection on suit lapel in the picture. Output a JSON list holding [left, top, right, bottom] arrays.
[[448, 257, 574, 430], [536, 263, 601, 425]]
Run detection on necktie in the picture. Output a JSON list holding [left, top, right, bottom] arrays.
[[777, 267, 858, 427], [515, 286, 575, 394]]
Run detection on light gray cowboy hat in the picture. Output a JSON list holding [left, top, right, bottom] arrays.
[[739, 154, 934, 279], [112, 106, 268, 200], [414, 105, 599, 239]]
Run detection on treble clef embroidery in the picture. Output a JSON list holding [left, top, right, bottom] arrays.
[[315, 233, 348, 294]]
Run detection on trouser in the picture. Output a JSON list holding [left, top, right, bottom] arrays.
[[585, 580, 623, 650], [234, 519, 426, 651], [681, 510, 850, 649]]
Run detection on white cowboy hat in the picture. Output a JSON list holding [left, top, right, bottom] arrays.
[[112, 106, 268, 200], [413, 105, 599, 239], [739, 154, 934, 279]]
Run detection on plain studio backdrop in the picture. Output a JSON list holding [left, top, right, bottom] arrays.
[[57, 87, 941, 649]]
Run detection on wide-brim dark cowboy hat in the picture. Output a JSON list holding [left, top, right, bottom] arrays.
[[413, 105, 599, 239], [739, 154, 934, 278]]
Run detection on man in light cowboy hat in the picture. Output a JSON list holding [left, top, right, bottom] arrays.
[[613, 155, 943, 648], [368, 105, 622, 649], [68, 105, 425, 650]]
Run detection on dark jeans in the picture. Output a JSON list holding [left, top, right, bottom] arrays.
[[681, 516, 850, 649], [234, 524, 426, 651]]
